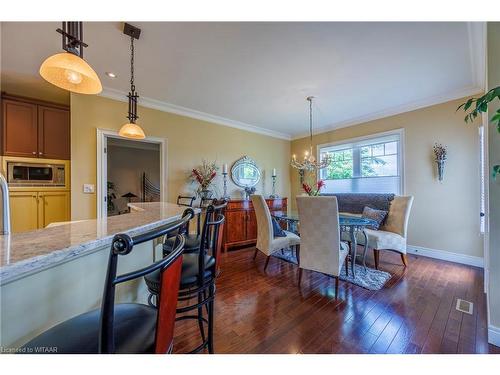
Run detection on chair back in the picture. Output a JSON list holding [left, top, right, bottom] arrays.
[[380, 196, 414, 238], [296, 196, 343, 276], [177, 195, 196, 207], [196, 200, 227, 285], [99, 208, 194, 354], [250, 195, 273, 255]]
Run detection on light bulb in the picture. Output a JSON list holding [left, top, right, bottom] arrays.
[[64, 69, 83, 84], [293, 154, 296, 160]]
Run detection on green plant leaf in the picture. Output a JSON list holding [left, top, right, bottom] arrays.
[[464, 98, 474, 111], [493, 165, 500, 180]]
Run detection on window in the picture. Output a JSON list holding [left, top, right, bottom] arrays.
[[318, 130, 403, 194]]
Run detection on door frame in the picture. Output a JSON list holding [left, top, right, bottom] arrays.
[[96, 128, 168, 219]]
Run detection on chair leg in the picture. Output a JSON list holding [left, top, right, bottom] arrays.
[[197, 292, 206, 343], [207, 283, 215, 354], [253, 248, 258, 260], [334, 276, 339, 299], [401, 253, 409, 267], [264, 256, 271, 271], [373, 249, 380, 270], [298, 268, 303, 286], [345, 258, 349, 276]]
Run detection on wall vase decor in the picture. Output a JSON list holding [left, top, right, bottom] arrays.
[[433, 143, 447, 182]]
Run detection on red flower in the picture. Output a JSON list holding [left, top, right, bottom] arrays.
[[316, 180, 325, 190], [302, 183, 312, 195]]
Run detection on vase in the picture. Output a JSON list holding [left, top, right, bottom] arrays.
[[436, 159, 445, 181], [199, 189, 213, 201]]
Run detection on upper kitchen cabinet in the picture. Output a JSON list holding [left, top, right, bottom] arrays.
[[1, 94, 70, 160], [38, 106, 70, 159]]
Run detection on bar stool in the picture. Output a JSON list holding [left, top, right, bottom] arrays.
[[145, 202, 226, 353], [20, 209, 194, 354]]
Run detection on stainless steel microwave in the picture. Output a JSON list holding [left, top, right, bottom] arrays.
[[7, 162, 65, 187]]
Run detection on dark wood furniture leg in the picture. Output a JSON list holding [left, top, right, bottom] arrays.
[[334, 276, 339, 299], [374, 249, 380, 270], [264, 256, 270, 271], [253, 248, 258, 260], [401, 253, 409, 267], [298, 268, 303, 286]]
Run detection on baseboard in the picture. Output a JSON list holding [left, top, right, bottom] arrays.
[[407, 245, 484, 268], [488, 325, 500, 347]]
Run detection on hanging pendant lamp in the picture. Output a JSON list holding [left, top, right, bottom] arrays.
[[291, 96, 331, 171], [40, 22, 102, 94], [119, 23, 145, 139]]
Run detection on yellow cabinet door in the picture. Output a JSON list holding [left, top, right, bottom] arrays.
[[38, 191, 70, 228], [9, 191, 39, 233]]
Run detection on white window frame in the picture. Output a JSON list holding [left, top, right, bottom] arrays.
[[316, 128, 405, 195]]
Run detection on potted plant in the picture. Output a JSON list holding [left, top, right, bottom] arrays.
[[458, 86, 500, 178], [192, 159, 218, 199]]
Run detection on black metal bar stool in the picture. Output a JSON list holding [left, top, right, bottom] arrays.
[[145, 202, 226, 353], [20, 209, 194, 354]]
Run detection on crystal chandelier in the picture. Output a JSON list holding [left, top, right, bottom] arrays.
[[291, 96, 331, 171]]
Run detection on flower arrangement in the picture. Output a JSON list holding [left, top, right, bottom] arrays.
[[302, 179, 326, 196], [192, 159, 218, 193], [433, 143, 447, 161]]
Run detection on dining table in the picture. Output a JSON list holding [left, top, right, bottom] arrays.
[[271, 210, 377, 277]]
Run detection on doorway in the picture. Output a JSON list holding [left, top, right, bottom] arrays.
[[96, 129, 167, 219]]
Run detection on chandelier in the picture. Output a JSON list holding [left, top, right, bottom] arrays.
[[291, 96, 331, 171]]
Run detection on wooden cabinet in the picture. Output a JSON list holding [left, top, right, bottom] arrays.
[[9, 191, 39, 233], [222, 198, 287, 251], [9, 190, 70, 233], [38, 191, 71, 229], [2, 100, 38, 157], [38, 106, 70, 159], [1, 94, 70, 160]]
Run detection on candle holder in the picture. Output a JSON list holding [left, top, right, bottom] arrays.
[[269, 175, 279, 198], [222, 172, 230, 200]]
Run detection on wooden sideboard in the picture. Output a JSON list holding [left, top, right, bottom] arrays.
[[222, 198, 287, 251]]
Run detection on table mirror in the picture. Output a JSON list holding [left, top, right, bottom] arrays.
[[230, 156, 261, 188]]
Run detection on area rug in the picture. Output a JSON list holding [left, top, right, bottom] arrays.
[[271, 248, 392, 291]]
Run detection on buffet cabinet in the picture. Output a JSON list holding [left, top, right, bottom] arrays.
[[222, 198, 287, 251]]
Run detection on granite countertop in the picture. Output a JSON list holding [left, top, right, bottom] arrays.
[[0, 202, 197, 285]]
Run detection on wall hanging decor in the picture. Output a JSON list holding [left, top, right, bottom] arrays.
[[433, 143, 447, 182]]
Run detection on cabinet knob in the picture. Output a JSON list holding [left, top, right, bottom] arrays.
[[32, 151, 36, 155], [39, 152, 43, 155]]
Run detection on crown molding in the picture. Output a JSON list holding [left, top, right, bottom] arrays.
[[99, 87, 291, 141], [291, 85, 484, 140], [467, 22, 487, 93]]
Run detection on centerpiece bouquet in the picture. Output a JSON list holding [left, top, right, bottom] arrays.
[[192, 159, 218, 198], [302, 179, 326, 196]]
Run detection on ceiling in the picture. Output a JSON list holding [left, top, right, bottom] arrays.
[[0, 22, 485, 140]]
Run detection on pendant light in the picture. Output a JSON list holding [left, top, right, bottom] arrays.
[[291, 96, 331, 171], [39, 22, 102, 95], [119, 23, 145, 139]]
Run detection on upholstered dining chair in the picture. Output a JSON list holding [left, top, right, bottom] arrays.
[[250, 195, 300, 271], [362, 196, 414, 269], [296, 196, 349, 298]]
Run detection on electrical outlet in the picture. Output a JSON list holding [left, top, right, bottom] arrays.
[[83, 184, 95, 194]]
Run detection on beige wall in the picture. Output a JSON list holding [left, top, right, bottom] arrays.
[[291, 97, 483, 258], [487, 22, 500, 332], [70, 94, 291, 220]]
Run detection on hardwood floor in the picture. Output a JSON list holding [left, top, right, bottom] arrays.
[[172, 247, 500, 354]]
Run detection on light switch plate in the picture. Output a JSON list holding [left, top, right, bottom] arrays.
[[83, 184, 95, 194]]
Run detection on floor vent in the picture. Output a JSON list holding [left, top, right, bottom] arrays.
[[456, 299, 473, 315]]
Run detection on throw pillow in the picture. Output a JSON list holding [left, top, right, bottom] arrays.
[[362, 206, 388, 230], [272, 217, 287, 237]]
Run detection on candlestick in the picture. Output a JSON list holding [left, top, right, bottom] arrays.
[[222, 171, 230, 200], [222, 163, 228, 174], [272, 168, 277, 177], [269, 175, 279, 198]]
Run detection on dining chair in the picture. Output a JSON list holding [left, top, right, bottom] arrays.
[[177, 195, 196, 207], [362, 196, 414, 269], [20, 209, 194, 354], [250, 194, 300, 271], [296, 196, 349, 298]]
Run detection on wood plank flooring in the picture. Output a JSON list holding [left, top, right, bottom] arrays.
[[172, 247, 500, 354]]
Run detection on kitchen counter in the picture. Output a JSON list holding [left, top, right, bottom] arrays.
[[0, 202, 195, 285]]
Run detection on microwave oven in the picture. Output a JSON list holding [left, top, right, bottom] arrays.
[[7, 162, 65, 187]]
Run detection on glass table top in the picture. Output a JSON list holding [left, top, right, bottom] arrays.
[[271, 210, 377, 227]]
